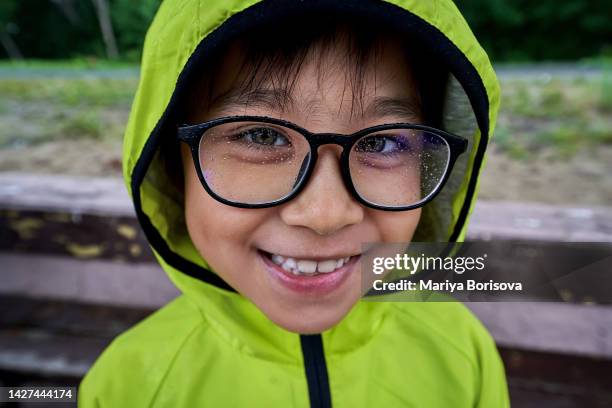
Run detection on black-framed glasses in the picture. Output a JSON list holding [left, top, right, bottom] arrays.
[[177, 116, 467, 211]]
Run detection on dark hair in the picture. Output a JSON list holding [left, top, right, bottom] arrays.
[[163, 12, 446, 191]]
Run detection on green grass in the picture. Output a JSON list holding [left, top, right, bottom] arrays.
[[0, 58, 139, 70], [491, 126, 529, 160], [0, 76, 132, 148], [0, 77, 137, 107], [600, 71, 612, 112], [495, 71, 612, 159], [60, 111, 103, 140], [578, 55, 612, 69]]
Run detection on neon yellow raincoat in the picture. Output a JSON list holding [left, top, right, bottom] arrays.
[[79, 0, 508, 406]]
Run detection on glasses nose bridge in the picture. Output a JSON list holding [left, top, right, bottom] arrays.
[[300, 132, 352, 195], [307, 132, 355, 150]]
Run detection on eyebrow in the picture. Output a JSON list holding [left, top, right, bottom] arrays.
[[365, 96, 422, 121], [211, 88, 296, 113], [212, 88, 421, 120]]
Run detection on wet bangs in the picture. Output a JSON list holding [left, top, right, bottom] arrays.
[[182, 12, 438, 122]]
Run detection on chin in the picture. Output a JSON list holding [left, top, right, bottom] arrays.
[[262, 301, 354, 334]]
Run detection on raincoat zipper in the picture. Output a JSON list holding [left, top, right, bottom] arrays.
[[300, 334, 332, 408]]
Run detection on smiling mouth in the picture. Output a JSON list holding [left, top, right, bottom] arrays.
[[259, 250, 359, 276]]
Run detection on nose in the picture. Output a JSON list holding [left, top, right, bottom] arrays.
[[279, 146, 364, 235]]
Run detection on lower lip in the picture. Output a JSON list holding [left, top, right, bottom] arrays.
[[258, 251, 360, 295]]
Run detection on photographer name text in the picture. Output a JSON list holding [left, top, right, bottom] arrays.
[[372, 279, 523, 292]]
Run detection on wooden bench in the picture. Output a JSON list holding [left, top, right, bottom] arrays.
[[1, 172, 612, 406]]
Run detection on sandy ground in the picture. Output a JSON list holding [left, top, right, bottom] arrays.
[[0, 139, 611, 206], [479, 145, 612, 206], [0, 139, 123, 177]]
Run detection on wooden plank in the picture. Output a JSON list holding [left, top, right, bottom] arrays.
[[466, 302, 612, 359], [501, 349, 612, 408], [0, 296, 151, 338], [0, 297, 147, 377], [0, 329, 108, 378], [0, 173, 131, 216], [500, 348, 612, 397], [0, 253, 179, 309], [467, 200, 612, 242], [0, 208, 154, 262]]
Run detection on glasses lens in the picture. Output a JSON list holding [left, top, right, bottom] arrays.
[[349, 129, 451, 208], [198, 121, 310, 204]]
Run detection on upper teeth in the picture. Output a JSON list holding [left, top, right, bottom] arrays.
[[270, 254, 351, 275]]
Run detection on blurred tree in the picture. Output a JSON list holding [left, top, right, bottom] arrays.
[[50, 0, 80, 25], [455, 0, 612, 61], [4, 0, 102, 59], [92, 0, 119, 58], [0, 0, 22, 59], [110, 0, 161, 61]]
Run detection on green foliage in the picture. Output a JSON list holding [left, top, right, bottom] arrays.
[[111, 0, 162, 61], [600, 65, 612, 112], [0, 0, 161, 60], [454, 0, 612, 61], [492, 125, 529, 160], [8, 0, 102, 59], [0, 1, 18, 29], [0, 0, 610, 62], [60, 111, 103, 140]]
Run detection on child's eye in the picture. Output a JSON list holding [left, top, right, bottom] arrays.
[[238, 127, 290, 147], [355, 135, 409, 154]]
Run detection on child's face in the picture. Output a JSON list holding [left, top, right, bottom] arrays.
[[181, 35, 421, 333]]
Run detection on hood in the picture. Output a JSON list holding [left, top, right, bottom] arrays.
[[122, 0, 500, 311]]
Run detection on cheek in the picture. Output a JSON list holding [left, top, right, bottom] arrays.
[[182, 156, 267, 264], [182, 146, 236, 248], [185, 191, 244, 249], [368, 208, 422, 242]]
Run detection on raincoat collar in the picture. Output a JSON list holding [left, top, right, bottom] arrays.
[[164, 260, 392, 362]]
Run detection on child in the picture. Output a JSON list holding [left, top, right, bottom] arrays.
[[79, 0, 508, 407]]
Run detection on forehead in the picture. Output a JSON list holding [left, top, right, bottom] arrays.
[[189, 30, 421, 124]]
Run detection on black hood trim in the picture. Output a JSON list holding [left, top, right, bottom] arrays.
[[130, 0, 491, 290]]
